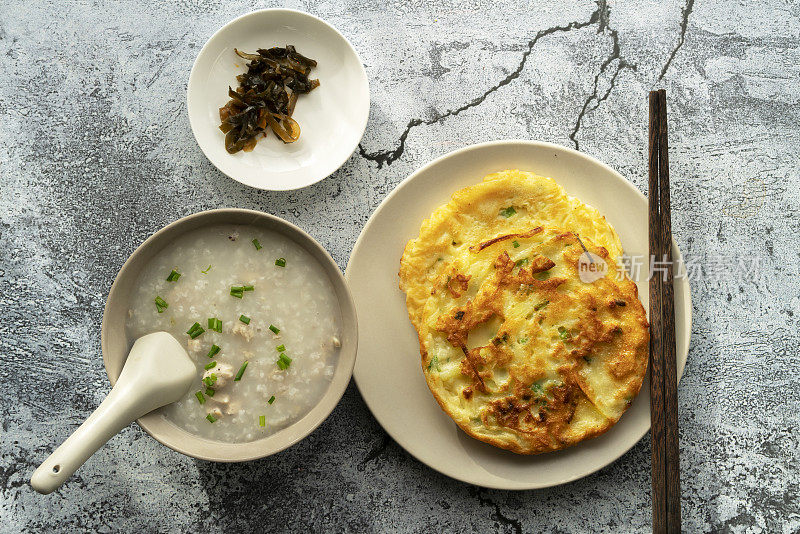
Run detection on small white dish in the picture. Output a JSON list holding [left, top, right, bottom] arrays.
[[346, 140, 692, 490], [187, 10, 369, 190]]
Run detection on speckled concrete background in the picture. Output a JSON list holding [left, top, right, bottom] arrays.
[[1, 0, 798, 531]]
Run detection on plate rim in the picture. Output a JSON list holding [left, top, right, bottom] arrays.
[[346, 139, 692, 490], [186, 8, 370, 191]]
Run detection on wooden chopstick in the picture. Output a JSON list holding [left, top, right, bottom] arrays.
[[647, 91, 667, 532], [657, 89, 681, 534], [648, 89, 681, 534]]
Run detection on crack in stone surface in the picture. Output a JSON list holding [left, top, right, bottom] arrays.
[[470, 487, 523, 533], [358, 3, 609, 167], [658, 0, 695, 81], [569, 4, 638, 150], [358, 431, 392, 469]]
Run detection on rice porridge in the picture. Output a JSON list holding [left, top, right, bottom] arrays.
[[125, 224, 341, 443]]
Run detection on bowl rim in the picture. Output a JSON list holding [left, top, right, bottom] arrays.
[[101, 208, 358, 462], [186, 8, 371, 191]]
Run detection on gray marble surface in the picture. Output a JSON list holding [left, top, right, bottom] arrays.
[[1, 0, 798, 532]]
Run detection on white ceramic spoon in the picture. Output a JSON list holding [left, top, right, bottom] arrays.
[[30, 332, 196, 494]]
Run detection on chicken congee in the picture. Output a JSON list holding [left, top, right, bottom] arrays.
[[126, 225, 342, 443]]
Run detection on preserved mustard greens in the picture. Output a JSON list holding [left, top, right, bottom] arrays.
[[219, 45, 320, 153]]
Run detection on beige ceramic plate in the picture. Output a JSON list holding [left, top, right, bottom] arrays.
[[346, 140, 691, 489], [102, 209, 358, 462]]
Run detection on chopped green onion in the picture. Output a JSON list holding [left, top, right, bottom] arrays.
[[259, 415, 266, 427], [276, 358, 288, 370], [268, 395, 275, 405], [207, 317, 222, 332], [230, 286, 244, 298], [234, 361, 249, 381], [204, 361, 217, 370], [155, 296, 168, 313], [206, 414, 217, 423], [203, 374, 217, 387], [275, 258, 286, 267], [242, 285, 254, 292], [201, 265, 212, 274], [252, 238, 262, 250], [205, 344, 220, 359], [269, 324, 280, 335], [205, 387, 215, 397], [195, 391, 205, 404], [278, 353, 293, 367], [186, 322, 205, 339], [276, 344, 285, 352], [515, 258, 529, 268], [512, 240, 520, 248], [534, 300, 549, 311], [166, 270, 181, 282], [518, 337, 529, 344], [558, 326, 571, 340], [239, 315, 251, 324], [500, 206, 517, 218]]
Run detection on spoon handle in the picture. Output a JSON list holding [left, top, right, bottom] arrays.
[[30, 379, 148, 494]]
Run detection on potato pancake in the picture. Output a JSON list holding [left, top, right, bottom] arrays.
[[399, 171, 649, 454]]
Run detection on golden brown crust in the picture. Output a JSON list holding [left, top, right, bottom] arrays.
[[469, 227, 544, 253]]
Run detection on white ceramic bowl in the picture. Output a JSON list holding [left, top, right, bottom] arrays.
[[102, 209, 358, 461], [347, 140, 691, 489], [187, 10, 370, 190]]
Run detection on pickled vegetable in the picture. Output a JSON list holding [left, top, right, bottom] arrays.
[[219, 45, 320, 153]]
